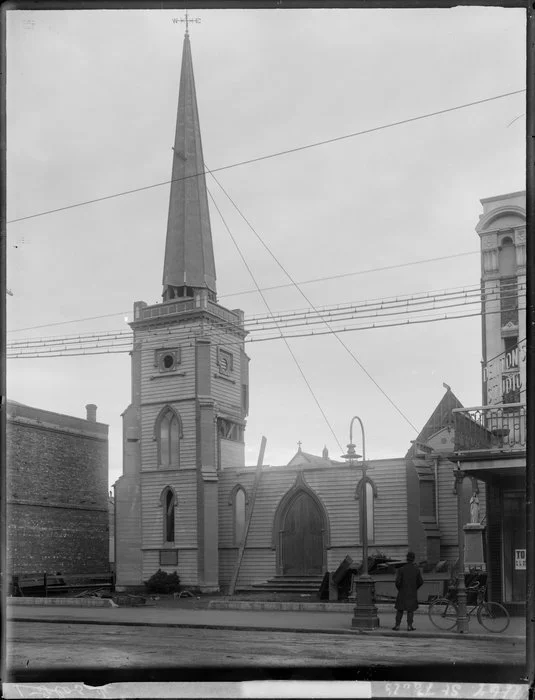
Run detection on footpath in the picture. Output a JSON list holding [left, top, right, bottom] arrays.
[[7, 597, 526, 642]]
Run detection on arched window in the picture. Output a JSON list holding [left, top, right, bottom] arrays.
[[234, 487, 246, 545], [356, 478, 377, 545], [161, 487, 176, 543], [156, 407, 182, 468], [364, 481, 375, 543]]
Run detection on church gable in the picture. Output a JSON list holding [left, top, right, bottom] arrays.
[[425, 427, 455, 454], [406, 386, 463, 459], [286, 445, 340, 468]]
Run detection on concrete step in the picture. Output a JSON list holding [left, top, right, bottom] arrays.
[[251, 585, 319, 593], [267, 577, 323, 584], [251, 576, 324, 594]]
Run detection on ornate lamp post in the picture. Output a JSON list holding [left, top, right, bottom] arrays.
[[342, 416, 380, 629], [455, 462, 469, 633]]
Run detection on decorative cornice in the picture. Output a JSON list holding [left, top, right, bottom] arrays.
[[7, 417, 107, 442], [476, 205, 526, 234]]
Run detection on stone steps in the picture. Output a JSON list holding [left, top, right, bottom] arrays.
[[250, 575, 324, 594]]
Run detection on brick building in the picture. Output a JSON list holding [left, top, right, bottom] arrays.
[[7, 400, 110, 575]]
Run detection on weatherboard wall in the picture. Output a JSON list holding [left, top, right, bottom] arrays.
[[217, 459, 409, 590]]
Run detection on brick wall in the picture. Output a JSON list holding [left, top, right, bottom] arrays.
[[7, 403, 109, 575], [8, 504, 109, 573]]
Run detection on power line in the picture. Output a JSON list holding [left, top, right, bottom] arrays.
[[8, 305, 523, 358], [6, 251, 481, 334], [246, 284, 522, 329], [7, 89, 524, 225], [207, 182, 344, 452], [206, 165, 420, 433], [7, 304, 523, 356], [246, 306, 527, 345], [7, 282, 522, 351], [219, 250, 480, 299], [9, 311, 131, 334], [6, 271, 517, 337]]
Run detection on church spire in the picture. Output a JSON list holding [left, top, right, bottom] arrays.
[[162, 31, 217, 302]]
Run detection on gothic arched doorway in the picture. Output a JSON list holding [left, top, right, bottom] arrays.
[[280, 491, 324, 576]]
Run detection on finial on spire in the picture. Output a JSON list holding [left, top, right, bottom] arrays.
[[176, 9, 201, 36], [297, 441, 302, 453]]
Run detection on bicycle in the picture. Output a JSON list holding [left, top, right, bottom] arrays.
[[428, 582, 510, 633]]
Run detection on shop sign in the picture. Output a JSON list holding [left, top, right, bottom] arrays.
[[514, 549, 526, 570], [483, 340, 526, 404]]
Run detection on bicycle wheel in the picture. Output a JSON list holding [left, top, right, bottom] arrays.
[[477, 602, 510, 633], [428, 598, 458, 630]]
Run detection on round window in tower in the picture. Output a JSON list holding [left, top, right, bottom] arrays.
[[161, 353, 175, 371]]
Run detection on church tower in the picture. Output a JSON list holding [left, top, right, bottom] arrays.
[[114, 29, 249, 591]]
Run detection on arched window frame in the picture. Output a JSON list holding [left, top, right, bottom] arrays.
[[228, 484, 249, 546], [498, 235, 517, 276], [160, 486, 177, 544], [154, 406, 183, 468], [355, 477, 378, 544]]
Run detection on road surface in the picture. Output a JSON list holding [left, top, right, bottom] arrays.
[[6, 620, 526, 684]]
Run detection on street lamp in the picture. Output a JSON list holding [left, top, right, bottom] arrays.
[[342, 415, 380, 629], [455, 462, 469, 633]]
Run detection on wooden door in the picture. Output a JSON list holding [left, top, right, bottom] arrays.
[[281, 492, 323, 575], [502, 490, 526, 602]]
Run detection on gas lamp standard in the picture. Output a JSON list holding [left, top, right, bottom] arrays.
[[341, 415, 380, 629], [455, 462, 469, 633]]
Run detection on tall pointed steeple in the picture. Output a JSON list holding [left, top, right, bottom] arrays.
[[162, 31, 217, 302]]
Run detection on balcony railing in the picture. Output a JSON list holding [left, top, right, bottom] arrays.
[[452, 403, 526, 454]]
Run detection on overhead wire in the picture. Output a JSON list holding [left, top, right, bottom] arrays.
[[208, 167, 423, 433], [245, 284, 522, 329], [219, 250, 481, 300], [7, 284, 523, 351], [7, 89, 524, 225], [204, 178, 528, 433], [7, 305, 525, 358], [206, 182, 344, 452], [5, 251, 484, 334], [204, 171, 525, 433], [482, 336, 526, 366]]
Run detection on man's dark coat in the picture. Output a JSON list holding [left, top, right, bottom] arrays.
[[395, 562, 424, 612]]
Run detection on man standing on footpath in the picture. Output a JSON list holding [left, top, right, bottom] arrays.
[[392, 551, 423, 631]]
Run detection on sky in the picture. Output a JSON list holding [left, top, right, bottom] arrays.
[[6, 6, 526, 488]]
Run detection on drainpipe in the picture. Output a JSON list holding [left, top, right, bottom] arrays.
[[434, 457, 440, 530]]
